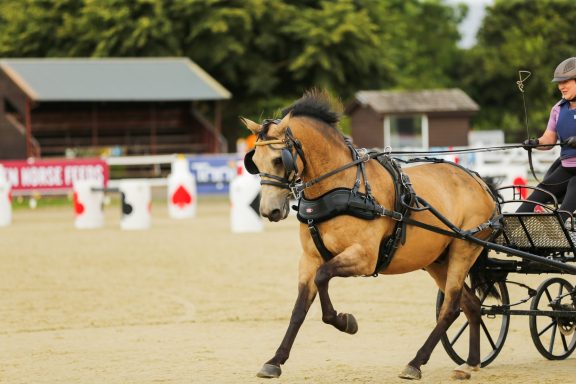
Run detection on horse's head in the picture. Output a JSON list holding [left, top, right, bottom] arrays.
[[241, 115, 302, 222]]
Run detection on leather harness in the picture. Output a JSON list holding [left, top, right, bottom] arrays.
[[245, 123, 502, 276], [295, 152, 416, 275]]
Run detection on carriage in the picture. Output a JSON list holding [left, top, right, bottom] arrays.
[[243, 90, 576, 380], [438, 185, 576, 367]]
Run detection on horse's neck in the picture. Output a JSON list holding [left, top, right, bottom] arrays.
[[299, 130, 360, 199]]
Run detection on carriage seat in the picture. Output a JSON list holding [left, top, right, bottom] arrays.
[[494, 213, 576, 255]]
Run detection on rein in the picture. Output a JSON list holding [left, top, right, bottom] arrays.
[[252, 127, 374, 199], [294, 147, 371, 198]]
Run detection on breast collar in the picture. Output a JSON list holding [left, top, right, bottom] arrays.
[[295, 152, 416, 276]]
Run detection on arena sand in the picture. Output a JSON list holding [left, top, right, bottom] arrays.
[[1, 197, 575, 383]]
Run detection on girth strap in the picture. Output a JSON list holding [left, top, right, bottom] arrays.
[[307, 221, 333, 262], [305, 216, 403, 274]]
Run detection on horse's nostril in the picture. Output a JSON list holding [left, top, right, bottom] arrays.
[[269, 209, 282, 221]]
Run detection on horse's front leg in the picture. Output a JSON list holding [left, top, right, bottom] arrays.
[[314, 243, 372, 334], [257, 256, 319, 379]]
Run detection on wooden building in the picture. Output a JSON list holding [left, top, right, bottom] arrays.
[[0, 58, 231, 160], [345, 89, 479, 149]]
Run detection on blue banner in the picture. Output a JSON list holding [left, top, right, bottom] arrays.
[[187, 154, 241, 195]]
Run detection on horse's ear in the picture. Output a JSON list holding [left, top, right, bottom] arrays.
[[240, 117, 262, 135]]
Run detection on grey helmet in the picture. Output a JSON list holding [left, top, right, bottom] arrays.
[[552, 57, 576, 82]]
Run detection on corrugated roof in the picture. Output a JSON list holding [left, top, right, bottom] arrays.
[[351, 88, 479, 114], [0, 57, 231, 102]]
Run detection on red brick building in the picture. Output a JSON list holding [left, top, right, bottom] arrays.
[[346, 89, 479, 149], [0, 58, 231, 159]]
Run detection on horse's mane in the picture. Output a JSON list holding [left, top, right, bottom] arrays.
[[281, 89, 342, 130]]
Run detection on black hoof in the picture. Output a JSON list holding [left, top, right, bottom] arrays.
[[256, 363, 282, 378], [344, 313, 358, 334]]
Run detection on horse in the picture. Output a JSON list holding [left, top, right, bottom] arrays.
[[242, 90, 500, 380]]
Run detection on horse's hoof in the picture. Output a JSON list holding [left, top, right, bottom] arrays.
[[451, 370, 471, 380], [451, 364, 479, 380], [344, 313, 358, 334], [398, 365, 421, 380], [256, 363, 282, 378]]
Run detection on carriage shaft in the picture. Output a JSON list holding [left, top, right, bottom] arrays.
[[468, 237, 576, 274], [481, 307, 576, 318]]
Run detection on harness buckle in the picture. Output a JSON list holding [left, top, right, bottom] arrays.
[[357, 148, 371, 163], [290, 180, 304, 200]]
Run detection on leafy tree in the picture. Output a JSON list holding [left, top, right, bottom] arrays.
[[0, 0, 466, 148], [362, 0, 466, 90], [0, 0, 83, 57], [463, 0, 576, 142], [64, 0, 181, 57], [166, 0, 387, 140]]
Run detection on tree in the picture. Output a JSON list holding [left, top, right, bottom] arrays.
[[462, 0, 575, 142], [167, 0, 387, 140], [0, 0, 466, 148], [362, 0, 466, 90]]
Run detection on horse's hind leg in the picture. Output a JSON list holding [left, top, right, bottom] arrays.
[[257, 256, 318, 378], [451, 285, 482, 380], [400, 241, 483, 380]]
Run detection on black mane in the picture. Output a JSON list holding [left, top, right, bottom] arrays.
[[281, 90, 341, 129]]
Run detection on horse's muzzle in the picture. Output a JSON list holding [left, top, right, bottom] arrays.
[[262, 201, 290, 222]]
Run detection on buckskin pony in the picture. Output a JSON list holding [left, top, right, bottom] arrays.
[[242, 90, 500, 380]]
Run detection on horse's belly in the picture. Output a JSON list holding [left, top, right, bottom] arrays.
[[381, 234, 449, 275]]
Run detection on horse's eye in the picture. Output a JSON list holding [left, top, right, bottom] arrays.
[[272, 157, 283, 167]]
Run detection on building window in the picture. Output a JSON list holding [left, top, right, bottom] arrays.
[[384, 115, 428, 149]]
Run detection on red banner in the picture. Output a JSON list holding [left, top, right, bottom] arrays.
[[0, 158, 109, 195]]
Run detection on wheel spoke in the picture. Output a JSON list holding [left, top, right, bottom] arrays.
[[538, 320, 557, 337], [544, 288, 553, 304], [478, 290, 488, 305], [561, 332, 569, 352], [480, 319, 497, 349], [449, 322, 469, 347], [548, 322, 557, 354]]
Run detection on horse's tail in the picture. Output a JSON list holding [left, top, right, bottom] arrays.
[[480, 176, 503, 203], [469, 249, 501, 300]]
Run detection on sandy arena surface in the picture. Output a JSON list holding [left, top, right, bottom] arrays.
[[1, 197, 575, 383]]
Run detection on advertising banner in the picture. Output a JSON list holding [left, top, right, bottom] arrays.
[[0, 158, 109, 195], [187, 154, 239, 194]]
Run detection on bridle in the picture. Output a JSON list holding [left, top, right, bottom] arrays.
[[244, 119, 306, 198], [244, 118, 374, 200]]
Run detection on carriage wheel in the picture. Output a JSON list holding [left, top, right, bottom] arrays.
[[529, 277, 576, 360], [436, 280, 510, 367]]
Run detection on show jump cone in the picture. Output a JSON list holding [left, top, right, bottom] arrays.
[[73, 179, 105, 229], [230, 162, 263, 233], [167, 155, 197, 219], [0, 165, 12, 227], [119, 180, 151, 230]]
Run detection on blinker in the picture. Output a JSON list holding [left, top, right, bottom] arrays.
[[244, 149, 259, 174], [281, 148, 297, 174]]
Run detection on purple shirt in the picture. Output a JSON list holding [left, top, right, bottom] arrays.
[[546, 100, 576, 167]]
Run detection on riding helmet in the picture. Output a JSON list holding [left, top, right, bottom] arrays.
[[552, 57, 576, 82]]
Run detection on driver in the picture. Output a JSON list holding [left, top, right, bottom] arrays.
[[517, 57, 576, 225]]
